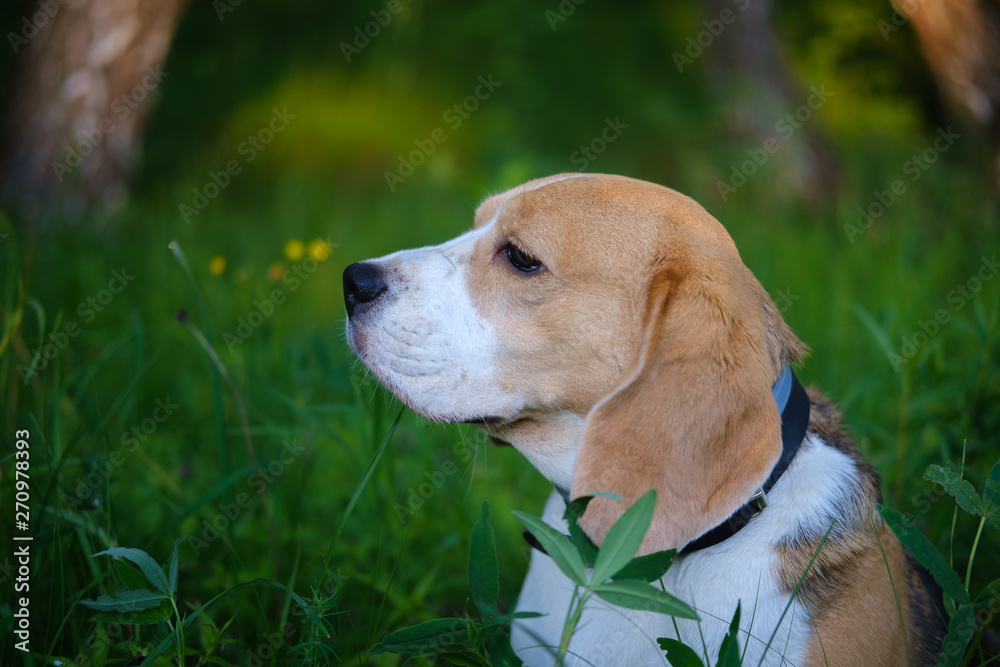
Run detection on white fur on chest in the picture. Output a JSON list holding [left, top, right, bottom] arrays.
[[511, 435, 858, 666]]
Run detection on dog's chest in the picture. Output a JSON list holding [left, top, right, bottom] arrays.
[[511, 436, 858, 666]]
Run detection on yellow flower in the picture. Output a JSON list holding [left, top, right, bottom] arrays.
[[284, 239, 305, 262], [209, 256, 226, 275], [309, 238, 334, 261], [268, 262, 286, 281]]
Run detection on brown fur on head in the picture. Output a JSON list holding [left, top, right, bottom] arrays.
[[348, 172, 804, 552], [472, 174, 805, 552], [550, 176, 805, 552]]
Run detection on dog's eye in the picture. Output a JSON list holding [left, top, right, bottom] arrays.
[[505, 243, 543, 272]]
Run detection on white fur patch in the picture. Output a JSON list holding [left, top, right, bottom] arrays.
[[346, 219, 523, 422], [511, 435, 858, 666]]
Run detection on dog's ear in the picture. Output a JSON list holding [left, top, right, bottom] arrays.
[[571, 249, 802, 555]]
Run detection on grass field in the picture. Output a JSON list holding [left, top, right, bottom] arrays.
[[2, 2, 1000, 663], [3, 137, 998, 663]]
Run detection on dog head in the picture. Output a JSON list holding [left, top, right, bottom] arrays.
[[344, 173, 804, 552]]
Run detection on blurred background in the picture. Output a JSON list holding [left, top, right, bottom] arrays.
[[1, 0, 998, 664]]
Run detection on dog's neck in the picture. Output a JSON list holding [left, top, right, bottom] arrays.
[[488, 410, 583, 494], [489, 366, 798, 507]]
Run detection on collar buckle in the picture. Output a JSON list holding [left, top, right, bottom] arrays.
[[748, 488, 768, 519]]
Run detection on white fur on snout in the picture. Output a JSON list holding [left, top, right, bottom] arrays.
[[347, 221, 520, 423]]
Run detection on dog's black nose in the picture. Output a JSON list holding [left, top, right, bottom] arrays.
[[343, 262, 388, 318]]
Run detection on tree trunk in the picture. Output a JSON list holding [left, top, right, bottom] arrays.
[[1, 0, 190, 223], [890, 0, 1000, 190], [701, 0, 840, 205]]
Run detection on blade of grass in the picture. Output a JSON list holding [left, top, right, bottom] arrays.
[[19, 296, 47, 381], [964, 517, 986, 592], [322, 408, 402, 576], [139, 577, 325, 666], [169, 240, 229, 475], [951, 441, 969, 571], [372, 518, 416, 653], [178, 312, 280, 577], [757, 522, 835, 667], [873, 514, 911, 666]]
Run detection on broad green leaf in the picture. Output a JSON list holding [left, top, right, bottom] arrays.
[[90, 599, 173, 625], [512, 512, 587, 586], [613, 549, 676, 583], [983, 460, 1000, 523], [86, 624, 110, 667], [728, 602, 740, 635], [564, 496, 599, 567], [79, 589, 169, 612], [924, 465, 983, 516], [92, 547, 170, 595], [467, 614, 481, 649], [717, 603, 741, 667], [485, 629, 525, 667], [592, 490, 656, 583], [935, 604, 975, 667], [563, 495, 595, 523], [878, 506, 970, 606], [113, 560, 150, 592], [469, 502, 499, 618], [974, 577, 1000, 607], [593, 580, 698, 619], [370, 618, 469, 655], [168, 536, 186, 595], [657, 638, 704, 667]]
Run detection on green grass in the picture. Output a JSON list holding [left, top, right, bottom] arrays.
[[1, 123, 998, 665], [3, 2, 997, 663]]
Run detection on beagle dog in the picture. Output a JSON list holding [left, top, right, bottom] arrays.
[[343, 174, 946, 665]]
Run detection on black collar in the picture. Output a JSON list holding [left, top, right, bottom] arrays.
[[523, 367, 811, 558], [678, 368, 810, 554]]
